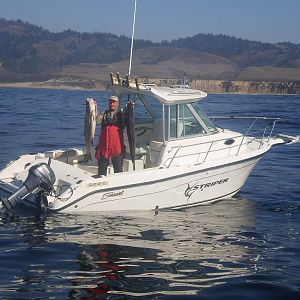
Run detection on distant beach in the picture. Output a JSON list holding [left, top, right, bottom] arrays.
[[0, 81, 107, 91]]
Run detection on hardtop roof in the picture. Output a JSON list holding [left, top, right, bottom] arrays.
[[113, 84, 207, 105]]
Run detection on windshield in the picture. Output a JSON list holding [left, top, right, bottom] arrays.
[[191, 102, 218, 133]]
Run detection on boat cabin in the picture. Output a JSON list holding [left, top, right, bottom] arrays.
[[113, 81, 220, 171]]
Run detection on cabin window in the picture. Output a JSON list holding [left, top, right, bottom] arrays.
[[191, 102, 218, 133], [168, 104, 212, 139], [178, 104, 206, 137], [119, 93, 154, 124]]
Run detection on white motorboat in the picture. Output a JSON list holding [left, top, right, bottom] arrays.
[[0, 73, 299, 214]]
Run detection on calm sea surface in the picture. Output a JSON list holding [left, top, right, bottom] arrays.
[[0, 87, 299, 299]]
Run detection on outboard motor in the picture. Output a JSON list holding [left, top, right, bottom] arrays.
[[0, 163, 56, 214]]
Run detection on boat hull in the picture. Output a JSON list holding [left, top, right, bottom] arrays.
[[45, 154, 262, 213]]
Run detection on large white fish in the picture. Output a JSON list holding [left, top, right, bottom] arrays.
[[84, 98, 98, 161]]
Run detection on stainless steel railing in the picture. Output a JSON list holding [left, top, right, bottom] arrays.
[[165, 116, 281, 168]]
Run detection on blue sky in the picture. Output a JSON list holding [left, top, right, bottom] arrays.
[[1, 0, 299, 44]]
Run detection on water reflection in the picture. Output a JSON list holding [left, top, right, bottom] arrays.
[[0, 197, 262, 299]]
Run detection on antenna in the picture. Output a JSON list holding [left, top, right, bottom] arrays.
[[128, 0, 137, 77]]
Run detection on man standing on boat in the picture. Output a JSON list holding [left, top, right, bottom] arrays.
[[95, 95, 126, 176]]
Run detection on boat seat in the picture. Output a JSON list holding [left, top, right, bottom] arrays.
[[42, 148, 86, 164], [149, 119, 165, 166], [149, 140, 163, 166], [151, 118, 164, 141]]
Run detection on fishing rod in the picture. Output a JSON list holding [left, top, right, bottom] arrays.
[[128, 0, 137, 77]]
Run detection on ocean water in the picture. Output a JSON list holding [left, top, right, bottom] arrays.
[[0, 87, 299, 299]]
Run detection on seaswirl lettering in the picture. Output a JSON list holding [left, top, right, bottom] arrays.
[[101, 190, 124, 200], [185, 178, 229, 200]]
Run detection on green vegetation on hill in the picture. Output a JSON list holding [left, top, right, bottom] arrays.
[[0, 18, 154, 78], [169, 34, 300, 68], [0, 18, 300, 84]]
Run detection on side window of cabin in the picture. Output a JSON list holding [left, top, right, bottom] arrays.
[[178, 104, 205, 137], [168, 104, 206, 139]]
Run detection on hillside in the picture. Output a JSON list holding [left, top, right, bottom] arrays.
[[169, 34, 300, 68], [0, 18, 300, 90], [59, 47, 239, 81]]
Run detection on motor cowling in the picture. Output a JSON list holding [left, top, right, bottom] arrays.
[[0, 163, 56, 213]]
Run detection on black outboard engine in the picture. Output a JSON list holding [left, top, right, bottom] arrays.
[[0, 163, 56, 214]]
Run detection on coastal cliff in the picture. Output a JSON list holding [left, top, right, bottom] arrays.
[[191, 80, 300, 94], [142, 78, 300, 94]]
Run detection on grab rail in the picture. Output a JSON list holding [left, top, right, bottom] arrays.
[[211, 115, 281, 141], [165, 116, 281, 168]]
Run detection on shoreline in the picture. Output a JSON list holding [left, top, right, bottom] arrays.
[[0, 82, 107, 91]]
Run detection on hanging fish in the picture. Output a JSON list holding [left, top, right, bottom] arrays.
[[125, 101, 136, 170], [84, 98, 97, 161]]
